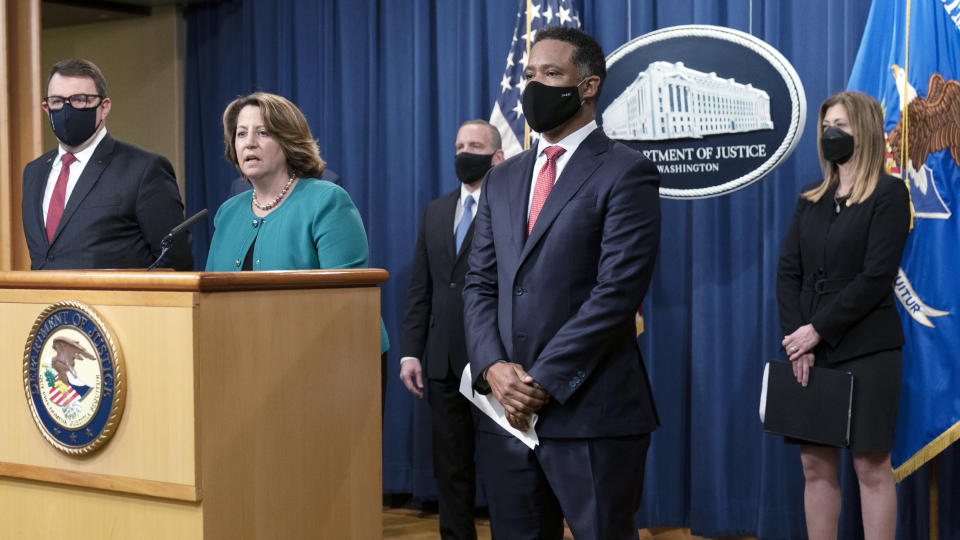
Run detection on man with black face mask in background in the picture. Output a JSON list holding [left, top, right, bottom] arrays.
[[463, 27, 661, 540], [399, 119, 504, 540], [21, 58, 192, 270]]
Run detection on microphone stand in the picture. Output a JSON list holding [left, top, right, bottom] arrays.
[[146, 235, 175, 271], [146, 208, 208, 271]]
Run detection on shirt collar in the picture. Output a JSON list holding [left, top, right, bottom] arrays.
[[460, 183, 481, 206], [535, 120, 597, 158], [57, 127, 108, 165]]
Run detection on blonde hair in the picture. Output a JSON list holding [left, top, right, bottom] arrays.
[[223, 92, 325, 179], [803, 91, 886, 205]]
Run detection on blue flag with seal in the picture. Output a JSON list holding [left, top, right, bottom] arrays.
[[847, 0, 960, 480], [489, 0, 581, 158]]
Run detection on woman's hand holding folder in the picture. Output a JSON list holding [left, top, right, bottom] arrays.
[[782, 323, 822, 362], [791, 352, 816, 387]]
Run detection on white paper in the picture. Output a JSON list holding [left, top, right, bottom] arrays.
[[459, 364, 539, 449], [759, 362, 770, 423]]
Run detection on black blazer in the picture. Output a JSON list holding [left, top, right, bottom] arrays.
[[22, 134, 193, 270], [777, 174, 911, 364], [399, 188, 475, 380]]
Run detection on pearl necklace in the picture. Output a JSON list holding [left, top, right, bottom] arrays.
[[252, 176, 295, 211]]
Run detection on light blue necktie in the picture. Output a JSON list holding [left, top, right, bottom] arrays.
[[455, 196, 475, 254]]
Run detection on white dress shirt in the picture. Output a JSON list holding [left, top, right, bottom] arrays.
[[453, 183, 482, 234], [527, 120, 598, 215], [42, 128, 109, 224]]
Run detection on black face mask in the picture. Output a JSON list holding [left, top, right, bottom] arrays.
[[821, 126, 855, 164], [522, 78, 586, 133], [454, 152, 495, 184], [49, 102, 101, 148]]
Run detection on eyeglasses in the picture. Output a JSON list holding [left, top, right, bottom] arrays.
[[43, 94, 103, 110]]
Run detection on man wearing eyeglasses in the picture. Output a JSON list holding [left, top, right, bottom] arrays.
[[21, 58, 193, 270]]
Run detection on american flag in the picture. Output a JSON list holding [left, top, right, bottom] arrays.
[[48, 374, 82, 406], [489, 0, 582, 158]]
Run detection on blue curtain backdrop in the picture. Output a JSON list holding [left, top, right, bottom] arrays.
[[183, 1, 960, 537]]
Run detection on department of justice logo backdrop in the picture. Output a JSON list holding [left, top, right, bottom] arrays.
[[599, 25, 806, 199], [22, 301, 125, 455]]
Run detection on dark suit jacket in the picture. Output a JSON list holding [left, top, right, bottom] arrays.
[[776, 174, 911, 364], [22, 133, 193, 270], [400, 188, 474, 380], [463, 128, 661, 438]]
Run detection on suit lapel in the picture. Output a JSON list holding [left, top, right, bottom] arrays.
[[443, 190, 459, 262], [519, 129, 606, 264], [51, 134, 115, 245], [508, 149, 537, 256], [26, 151, 58, 248]]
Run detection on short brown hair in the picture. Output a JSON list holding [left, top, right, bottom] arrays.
[[48, 58, 108, 97], [222, 92, 325, 179], [460, 119, 502, 151], [804, 91, 886, 205]]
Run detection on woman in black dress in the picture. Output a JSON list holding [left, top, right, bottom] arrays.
[[776, 91, 911, 540]]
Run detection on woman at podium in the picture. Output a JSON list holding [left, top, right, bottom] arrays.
[[776, 91, 910, 540], [205, 92, 389, 357]]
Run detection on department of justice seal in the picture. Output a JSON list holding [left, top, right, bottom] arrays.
[[22, 301, 125, 455], [599, 25, 806, 199]]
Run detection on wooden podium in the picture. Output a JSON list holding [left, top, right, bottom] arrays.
[[0, 270, 386, 539]]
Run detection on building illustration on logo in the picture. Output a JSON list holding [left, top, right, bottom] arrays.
[[602, 61, 774, 141]]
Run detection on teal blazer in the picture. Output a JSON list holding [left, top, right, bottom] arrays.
[[206, 178, 389, 352]]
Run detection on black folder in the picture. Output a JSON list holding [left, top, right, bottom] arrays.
[[760, 360, 854, 447]]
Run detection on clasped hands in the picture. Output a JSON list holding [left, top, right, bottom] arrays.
[[485, 361, 550, 430], [781, 323, 821, 387]]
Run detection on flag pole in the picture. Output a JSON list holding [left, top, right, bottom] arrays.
[[524, 0, 532, 150], [930, 456, 939, 540], [901, 0, 915, 228], [908, 3, 937, 532], [897, 11, 937, 539], [900, 0, 909, 172]]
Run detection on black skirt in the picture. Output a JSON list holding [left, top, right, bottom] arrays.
[[787, 347, 902, 452]]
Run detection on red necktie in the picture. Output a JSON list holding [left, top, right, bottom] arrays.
[[527, 145, 565, 236], [46, 152, 77, 243]]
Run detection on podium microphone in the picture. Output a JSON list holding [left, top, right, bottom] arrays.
[[147, 209, 208, 271]]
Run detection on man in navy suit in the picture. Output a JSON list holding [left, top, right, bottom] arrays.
[[399, 120, 504, 540], [463, 27, 661, 540], [21, 58, 192, 270]]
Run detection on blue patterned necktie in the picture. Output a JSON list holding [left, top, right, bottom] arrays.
[[455, 196, 475, 254]]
